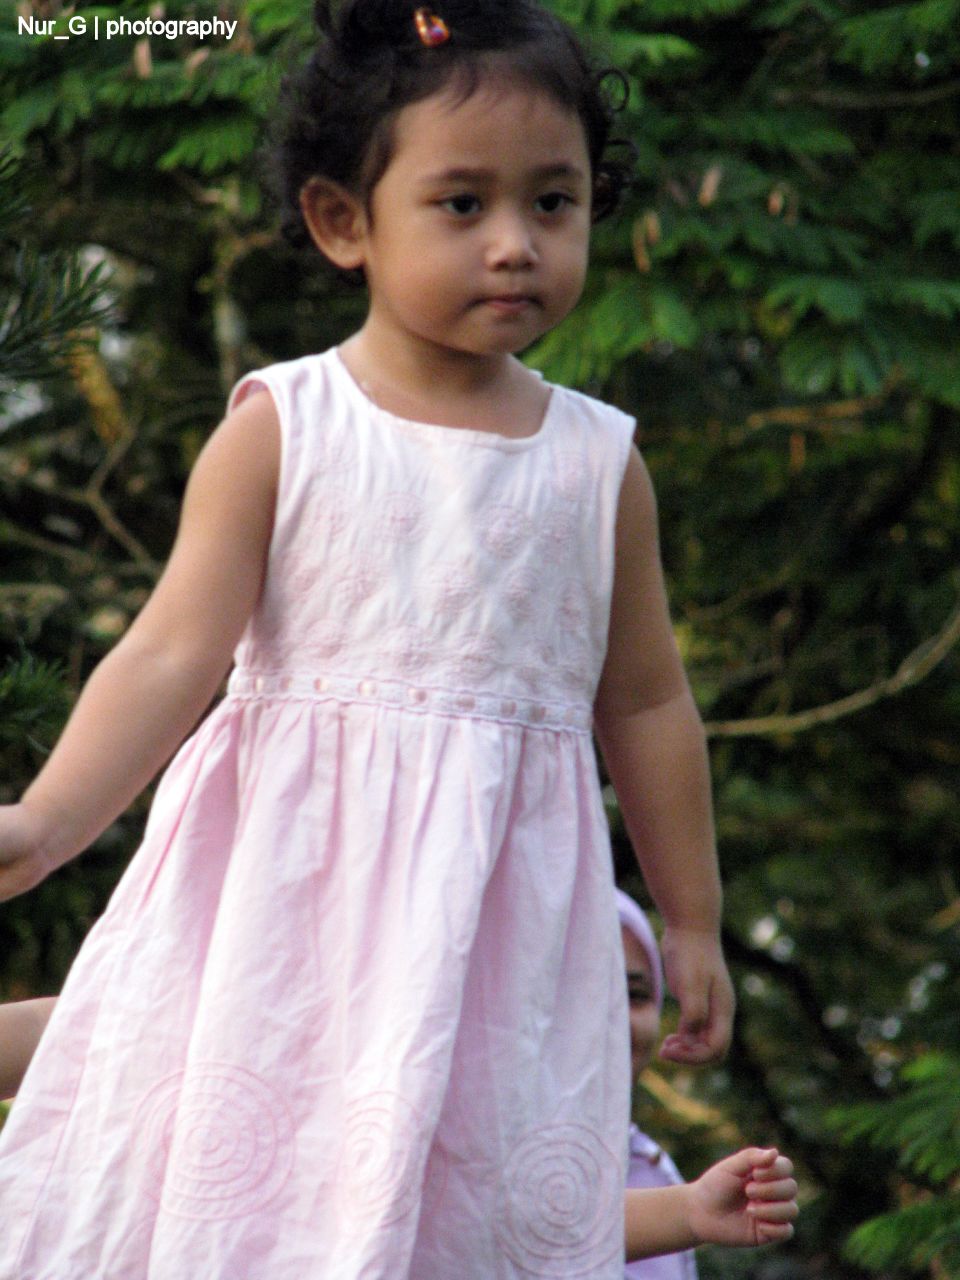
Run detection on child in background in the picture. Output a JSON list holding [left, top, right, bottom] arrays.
[[616, 891, 797, 1262], [618, 887, 697, 1280], [0, 0, 738, 1274]]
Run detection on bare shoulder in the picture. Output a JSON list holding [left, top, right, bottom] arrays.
[[125, 389, 281, 664], [615, 445, 659, 549], [174, 386, 281, 573], [596, 444, 686, 717], [193, 388, 280, 496], [609, 444, 663, 603]]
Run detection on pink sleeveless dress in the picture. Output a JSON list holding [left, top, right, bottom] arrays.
[[0, 349, 634, 1279]]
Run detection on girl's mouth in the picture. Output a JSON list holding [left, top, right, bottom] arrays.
[[481, 295, 538, 316]]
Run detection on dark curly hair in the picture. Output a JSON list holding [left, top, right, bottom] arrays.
[[271, 0, 631, 250]]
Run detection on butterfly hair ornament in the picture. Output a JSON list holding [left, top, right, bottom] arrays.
[[414, 6, 450, 45]]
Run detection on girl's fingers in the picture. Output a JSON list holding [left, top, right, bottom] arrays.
[[747, 1157, 799, 1246], [748, 1198, 799, 1223], [747, 1175, 799, 1203], [749, 1155, 794, 1182], [719, 1147, 779, 1179], [756, 1221, 796, 1244]]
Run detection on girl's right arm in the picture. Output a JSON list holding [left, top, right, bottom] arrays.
[[0, 997, 56, 1099], [0, 391, 280, 901]]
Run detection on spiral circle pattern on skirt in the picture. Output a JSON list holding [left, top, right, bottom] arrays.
[[336, 1091, 427, 1229], [494, 1124, 621, 1275], [134, 1063, 295, 1220]]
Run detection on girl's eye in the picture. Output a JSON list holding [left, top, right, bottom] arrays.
[[536, 191, 573, 214], [441, 194, 481, 216]]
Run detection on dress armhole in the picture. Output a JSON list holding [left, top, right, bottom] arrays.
[[613, 411, 639, 496], [223, 371, 292, 574], [227, 374, 270, 416]]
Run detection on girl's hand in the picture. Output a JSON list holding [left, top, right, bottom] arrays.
[[659, 926, 735, 1064], [0, 803, 55, 902], [688, 1148, 798, 1248]]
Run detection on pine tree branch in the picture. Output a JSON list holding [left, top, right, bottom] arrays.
[[83, 489, 159, 574], [6, 468, 160, 576], [743, 396, 886, 433], [0, 519, 101, 573], [64, 341, 128, 447], [0, 583, 69, 611], [774, 80, 960, 111], [705, 594, 960, 738], [85, 429, 161, 575], [638, 1068, 742, 1143]]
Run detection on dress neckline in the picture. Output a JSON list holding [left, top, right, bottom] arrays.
[[331, 347, 557, 451]]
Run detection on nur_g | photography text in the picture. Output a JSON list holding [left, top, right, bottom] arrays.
[[15, 12, 239, 43]]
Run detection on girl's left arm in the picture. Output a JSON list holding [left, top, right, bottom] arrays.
[[594, 447, 734, 1063]]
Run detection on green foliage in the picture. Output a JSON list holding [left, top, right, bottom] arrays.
[[829, 1055, 960, 1275], [0, 152, 112, 386], [0, 654, 69, 758], [849, 1199, 960, 1277], [0, 247, 111, 384], [831, 1054, 960, 1184], [835, 0, 960, 73], [156, 115, 260, 173], [530, 0, 960, 412]]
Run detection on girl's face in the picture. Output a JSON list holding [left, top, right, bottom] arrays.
[[334, 80, 593, 365], [621, 925, 661, 1082]]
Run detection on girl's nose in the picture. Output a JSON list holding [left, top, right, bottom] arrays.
[[486, 211, 538, 270]]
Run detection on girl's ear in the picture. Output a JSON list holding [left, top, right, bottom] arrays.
[[299, 178, 368, 271]]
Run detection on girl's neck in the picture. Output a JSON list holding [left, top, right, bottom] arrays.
[[338, 328, 549, 438]]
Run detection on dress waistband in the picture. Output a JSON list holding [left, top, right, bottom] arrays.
[[226, 669, 593, 733]]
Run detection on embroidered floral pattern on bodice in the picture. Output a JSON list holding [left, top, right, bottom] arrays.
[[231, 351, 628, 731]]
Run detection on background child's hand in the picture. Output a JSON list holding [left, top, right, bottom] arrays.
[[688, 1148, 798, 1248], [0, 803, 53, 902], [0, 996, 56, 1098], [658, 926, 735, 1063]]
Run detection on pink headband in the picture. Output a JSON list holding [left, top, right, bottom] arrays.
[[615, 889, 664, 1009]]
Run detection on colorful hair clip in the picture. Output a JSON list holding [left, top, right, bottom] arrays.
[[414, 7, 450, 46]]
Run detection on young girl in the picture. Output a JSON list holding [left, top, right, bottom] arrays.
[[0, 0, 743, 1274]]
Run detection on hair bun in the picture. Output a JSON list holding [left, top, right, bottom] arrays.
[[328, 0, 417, 59]]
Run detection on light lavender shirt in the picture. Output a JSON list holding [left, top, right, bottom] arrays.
[[625, 1126, 699, 1280]]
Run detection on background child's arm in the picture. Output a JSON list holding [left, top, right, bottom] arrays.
[[594, 448, 735, 1063], [0, 391, 280, 900], [0, 997, 56, 1098], [625, 1148, 798, 1259]]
